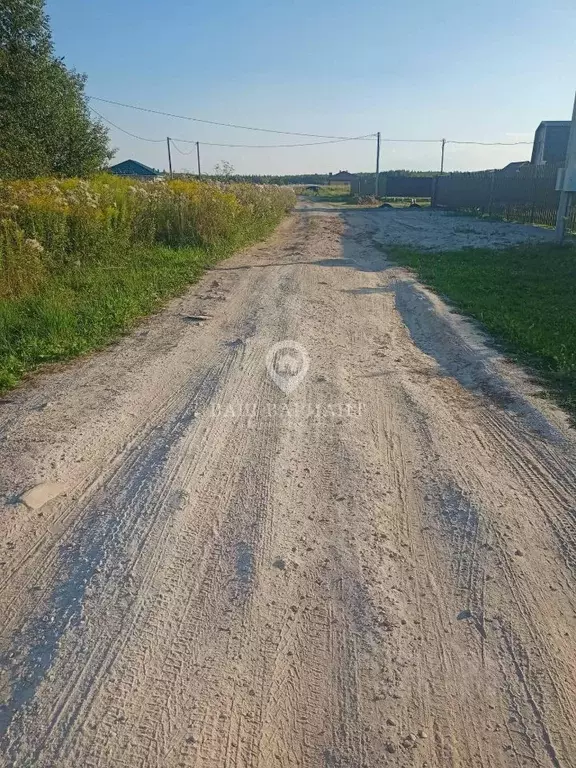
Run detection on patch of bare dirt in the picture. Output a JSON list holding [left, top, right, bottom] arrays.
[[365, 207, 557, 250], [1, 203, 576, 767]]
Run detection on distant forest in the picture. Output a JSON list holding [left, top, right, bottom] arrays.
[[173, 170, 439, 184]]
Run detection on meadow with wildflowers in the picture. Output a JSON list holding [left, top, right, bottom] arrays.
[[0, 175, 295, 389]]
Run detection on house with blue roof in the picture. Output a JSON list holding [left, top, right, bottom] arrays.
[[108, 159, 162, 180]]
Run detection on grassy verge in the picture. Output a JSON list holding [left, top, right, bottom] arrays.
[[301, 190, 431, 207], [0, 243, 216, 390], [0, 176, 295, 390], [300, 187, 354, 204], [387, 242, 576, 420], [315, 193, 355, 204]]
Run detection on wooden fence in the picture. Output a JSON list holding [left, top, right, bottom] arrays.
[[433, 165, 576, 230]]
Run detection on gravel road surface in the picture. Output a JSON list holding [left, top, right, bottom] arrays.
[[1, 203, 575, 767]]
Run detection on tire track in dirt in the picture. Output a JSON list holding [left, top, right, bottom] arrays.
[[0, 352, 236, 751], [376, 285, 576, 764], [1, 203, 576, 767]]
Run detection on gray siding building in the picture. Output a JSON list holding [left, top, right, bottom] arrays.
[[531, 121, 571, 165]]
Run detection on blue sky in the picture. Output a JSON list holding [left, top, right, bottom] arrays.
[[47, 0, 576, 175]]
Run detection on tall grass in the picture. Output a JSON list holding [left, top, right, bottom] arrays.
[[0, 175, 295, 389]]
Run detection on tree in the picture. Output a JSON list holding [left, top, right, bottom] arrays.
[[0, 0, 111, 178], [213, 160, 235, 179]]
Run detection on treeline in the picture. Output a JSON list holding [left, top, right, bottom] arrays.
[[0, 0, 110, 179], [174, 170, 440, 185]]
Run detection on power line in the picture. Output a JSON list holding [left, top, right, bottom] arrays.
[[171, 140, 197, 156], [90, 107, 165, 143], [92, 100, 534, 154], [172, 134, 376, 149], [448, 139, 532, 146], [379, 137, 442, 143], [93, 109, 376, 148], [88, 96, 373, 140]]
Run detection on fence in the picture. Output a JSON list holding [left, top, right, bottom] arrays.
[[433, 164, 576, 230], [352, 175, 434, 198]]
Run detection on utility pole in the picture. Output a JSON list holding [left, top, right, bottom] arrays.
[[440, 138, 446, 175], [196, 141, 202, 178], [166, 137, 173, 179], [374, 131, 381, 197], [555, 91, 576, 243]]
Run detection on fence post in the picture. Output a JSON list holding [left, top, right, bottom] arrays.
[[530, 170, 537, 224], [374, 132, 381, 198], [555, 91, 576, 243], [487, 172, 495, 217], [431, 176, 438, 208]]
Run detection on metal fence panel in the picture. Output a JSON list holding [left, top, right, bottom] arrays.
[[434, 165, 576, 230], [352, 175, 434, 198]]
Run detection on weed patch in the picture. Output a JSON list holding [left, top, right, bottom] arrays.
[[0, 176, 295, 389]]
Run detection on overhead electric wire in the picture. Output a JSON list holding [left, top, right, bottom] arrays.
[[447, 139, 532, 146], [91, 99, 534, 149], [90, 107, 166, 143], [172, 134, 376, 149], [170, 140, 197, 156], [88, 96, 374, 140], [91, 111, 376, 148], [379, 137, 442, 143]]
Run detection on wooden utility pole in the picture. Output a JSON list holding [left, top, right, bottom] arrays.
[[374, 132, 381, 197], [440, 139, 446, 175], [196, 142, 202, 178], [166, 137, 173, 179], [555, 91, 576, 243]]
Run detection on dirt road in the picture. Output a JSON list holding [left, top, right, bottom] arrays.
[[1, 202, 576, 767]]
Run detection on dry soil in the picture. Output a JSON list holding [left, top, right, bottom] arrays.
[[1, 203, 575, 767]]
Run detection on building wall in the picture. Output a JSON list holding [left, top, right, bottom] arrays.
[[328, 176, 356, 186], [543, 125, 570, 164], [532, 124, 570, 165], [531, 125, 546, 165]]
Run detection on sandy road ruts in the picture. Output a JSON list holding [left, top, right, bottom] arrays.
[[1, 204, 576, 767]]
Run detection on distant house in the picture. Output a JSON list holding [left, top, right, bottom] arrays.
[[328, 170, 358, 186], [531, 122, 571, 165], [108, 159, 162, 180], [498, 161, 531, 175]]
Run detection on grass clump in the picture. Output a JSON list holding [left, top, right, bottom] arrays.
[[0, 175, 295, 389], [387, 242, 576, 420], [300, 185, 354, 204]]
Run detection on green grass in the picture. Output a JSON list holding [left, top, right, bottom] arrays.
[[387, 242, 576, 420], [0, 244, 214, 389], [0, 176, 295, 391], [0, 225, 280, 391], [300, 186, 353, 204], [301, 189, 432, 207]]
